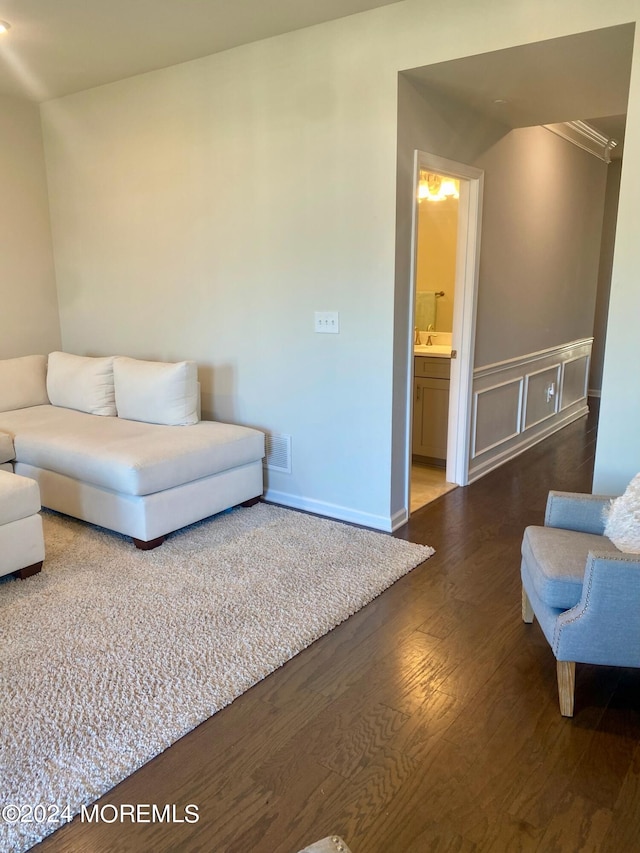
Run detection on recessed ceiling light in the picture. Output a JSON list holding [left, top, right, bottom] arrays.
[[0, 20, 11, 34], [493, 98, 508, 105]]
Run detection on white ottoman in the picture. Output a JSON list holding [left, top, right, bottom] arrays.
[[0, 469, 45, 580]]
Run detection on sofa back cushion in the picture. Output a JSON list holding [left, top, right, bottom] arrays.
[[47, 352, 117, 417], [0, 431, 15, 464], [0, 355, 49, 412], [113, 357, 199, 426]]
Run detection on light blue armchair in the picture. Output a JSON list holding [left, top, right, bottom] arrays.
[[521, 490, 640, 716]]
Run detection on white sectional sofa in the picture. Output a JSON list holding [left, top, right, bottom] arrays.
[[0, 353, 265, 552]]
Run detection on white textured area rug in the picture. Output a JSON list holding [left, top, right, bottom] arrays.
[[0, 503, 433, 853]]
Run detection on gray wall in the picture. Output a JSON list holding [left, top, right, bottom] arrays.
[[393, 77, 509, 343], [392, 75, 608, 514], [0, 95, 60, 358], [474, 125, 607, 367], [391, 76, 509, 514]]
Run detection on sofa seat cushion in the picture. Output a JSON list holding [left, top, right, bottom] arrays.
[[0, 405, 264, 497], [0, 469, 41, 525], [522, 525, 618, 610], [0, 431, 14, 464]]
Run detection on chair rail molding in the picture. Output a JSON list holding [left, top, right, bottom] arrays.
[[469, 338, 592, 482]]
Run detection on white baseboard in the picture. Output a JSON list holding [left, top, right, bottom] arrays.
[[390, 507, 409, 531], [263, 488, 394, 532]]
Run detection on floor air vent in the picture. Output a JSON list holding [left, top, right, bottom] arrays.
[[265, 432, 292, 473]]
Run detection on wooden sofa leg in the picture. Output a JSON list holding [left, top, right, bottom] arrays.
[[557, 660, 576, 717], [132, 535, 166, 550], [14, 561, 43, 580], [522, 586, 534, 623]]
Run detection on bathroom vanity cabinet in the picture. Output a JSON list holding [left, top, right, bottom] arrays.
[[412, 356, 451, 464]]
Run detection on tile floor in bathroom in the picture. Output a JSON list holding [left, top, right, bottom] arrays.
[[410, 462, 457, 512]]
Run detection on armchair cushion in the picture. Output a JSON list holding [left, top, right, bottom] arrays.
[[545, 490, 610, 535], [603, 472, 640, 554], [522, 525, 618, 609]]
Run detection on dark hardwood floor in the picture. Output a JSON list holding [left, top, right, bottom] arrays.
[[35, 400, 640, 853]]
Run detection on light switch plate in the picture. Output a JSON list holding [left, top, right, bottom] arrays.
[[315, 311, 339, 333]]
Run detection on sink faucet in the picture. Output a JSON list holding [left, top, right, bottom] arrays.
[[425, 324, 438, 346]]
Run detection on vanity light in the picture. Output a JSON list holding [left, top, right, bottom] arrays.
[[0, 21, 11, 34], [418, 171, 460, 203], [439, 179, 459, 199]]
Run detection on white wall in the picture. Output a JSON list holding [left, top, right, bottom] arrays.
[[41, 17, 401, 529], [590, 159, 622, 394], [40, 0, 640, 526], [0, 95, 60, 358], [594, 54, 640, 495]]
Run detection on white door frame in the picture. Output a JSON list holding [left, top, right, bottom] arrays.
[[406, 151, 484, 507]]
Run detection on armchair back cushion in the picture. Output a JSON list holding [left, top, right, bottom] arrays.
[[47, 352, 116, 417], [0, 355, 49, 413], [114, 357, 199, 426], [604, 473, 640, 553]]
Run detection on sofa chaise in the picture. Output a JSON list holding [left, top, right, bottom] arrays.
[[0, 353, 265, 552]]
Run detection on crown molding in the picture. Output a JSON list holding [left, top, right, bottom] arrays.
[[544, 120, 618, 163]]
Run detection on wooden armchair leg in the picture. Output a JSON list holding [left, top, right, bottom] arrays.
[[522, 586, 534, 623], [557, 660, 576, 717]]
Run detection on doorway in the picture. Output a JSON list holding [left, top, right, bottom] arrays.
[[407, 151, 483, 513]]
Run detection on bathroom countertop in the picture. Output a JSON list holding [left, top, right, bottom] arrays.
[[414, 344, 452, 358]]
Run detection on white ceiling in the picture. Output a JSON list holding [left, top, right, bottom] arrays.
[[0, 0, 406, 102], [404, 25, 634, 158]]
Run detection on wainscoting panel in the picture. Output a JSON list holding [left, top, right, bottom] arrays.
[[523, 364, 561, 429], [469, 338, 592, 482], [472, 378, 523, 457], [561, 354, 590, 409]]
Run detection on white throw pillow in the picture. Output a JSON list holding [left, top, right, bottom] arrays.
[[113, 357, 199, 426], [0, 355, 49, 412], [603, 473, 640, 554], [47, 352, 116, 417]]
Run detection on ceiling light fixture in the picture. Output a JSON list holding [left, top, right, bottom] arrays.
[[0, 20, 11, 34]]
